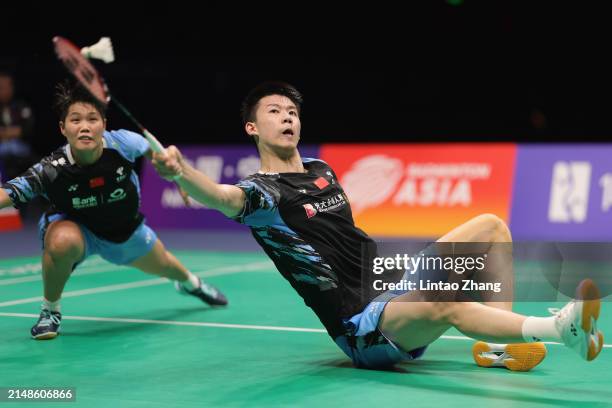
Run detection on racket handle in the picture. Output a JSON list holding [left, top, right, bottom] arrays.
[[143, 129, 166, 154], [143, 129, 184, 184]]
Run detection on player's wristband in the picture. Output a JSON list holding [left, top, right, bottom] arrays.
[[170, 170, 183, 181]]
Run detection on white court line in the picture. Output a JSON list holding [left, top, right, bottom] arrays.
[[0, 253, 251, 286], [0, 252, 237, 277], [0, 261, 273, 307], [0, 265, 132, 286], [0, 312, 324, 333], [0, 312, 609, 348], [0, 260, 104, 280]]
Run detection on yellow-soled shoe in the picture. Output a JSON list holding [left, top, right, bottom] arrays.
[[472, 341, 547, 371], [552, 278, 604, 361]]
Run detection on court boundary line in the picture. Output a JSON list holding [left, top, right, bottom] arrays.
[[0, 261, 273, 307], [0, 253, 264, 286], [0, 312, 609, 348], [0, 264, 131, 286]]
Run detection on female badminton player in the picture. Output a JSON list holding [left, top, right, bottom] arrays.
[[0, 82, 228, 340]]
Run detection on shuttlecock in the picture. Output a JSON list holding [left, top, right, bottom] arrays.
[[81, 37, 114, 63]]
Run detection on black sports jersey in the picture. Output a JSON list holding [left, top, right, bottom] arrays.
[[2, 130, 149, 242], [233, 158, 376, 339]]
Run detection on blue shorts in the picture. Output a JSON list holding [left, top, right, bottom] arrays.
[[335, 250, 436, 369], [38, 213, 157, 266], [335, 291, 427, 369]]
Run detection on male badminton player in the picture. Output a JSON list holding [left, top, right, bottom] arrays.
[[0, 82, 228, 340], [152, 81, 604, 370]]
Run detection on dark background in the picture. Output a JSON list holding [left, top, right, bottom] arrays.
[[2, 2, 611, 156]]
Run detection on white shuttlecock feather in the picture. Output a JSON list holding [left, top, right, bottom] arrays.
[[81, 37, 115, 63]]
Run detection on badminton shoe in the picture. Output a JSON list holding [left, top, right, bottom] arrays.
[[472, 341, 547, 371], [552, 278, 603, 361], [175, 277, 228, 306], [31, 309, 62, 340]]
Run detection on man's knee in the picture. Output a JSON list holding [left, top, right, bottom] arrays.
[[478, 213, 512, 242]]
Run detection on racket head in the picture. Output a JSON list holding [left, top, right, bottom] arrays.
[[52, 36, 110, 105]]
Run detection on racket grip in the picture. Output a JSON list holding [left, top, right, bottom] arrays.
[[143, 129, 183, 182], [143, 129, 166, 154]]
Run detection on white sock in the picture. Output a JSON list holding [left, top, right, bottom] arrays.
[[521, 316, 560, 342], [181, 273, 200, 291], [43, 298, 61, 313]]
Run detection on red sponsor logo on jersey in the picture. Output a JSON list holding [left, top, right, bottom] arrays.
[[89, 177, 105, 188], [314, 177, 329, 189], [303, 204, 317, 219]]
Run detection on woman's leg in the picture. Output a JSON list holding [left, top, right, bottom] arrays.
[[32, 219, 86, 340], [129, 239, 228, 306], [42, 220, 86, 302]]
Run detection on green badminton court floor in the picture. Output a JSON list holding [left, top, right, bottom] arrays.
[[1, 251, 610, 407]]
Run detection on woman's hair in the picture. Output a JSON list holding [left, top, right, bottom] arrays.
[[54, 80, 107, 121]]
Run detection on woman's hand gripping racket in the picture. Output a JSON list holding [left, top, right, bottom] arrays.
[[52, 36, 189, 201]]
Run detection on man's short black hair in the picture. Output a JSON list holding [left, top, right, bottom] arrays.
[[241, 81, 303, 125], [53, 80, 107, 122]]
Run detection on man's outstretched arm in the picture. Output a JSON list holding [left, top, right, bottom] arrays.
[[152, 146, 246, 218]]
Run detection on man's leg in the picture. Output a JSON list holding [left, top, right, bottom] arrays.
[[129, 239, 227, 306], [379, 290, 525, 353], [379, 279, 603, 364], [32, 220, 86, 340], [436, 213, 513, 311], [432, 214, 547, 370]]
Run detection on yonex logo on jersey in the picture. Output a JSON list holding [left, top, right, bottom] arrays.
[[68, 184, 78, 192], [314, 177, 329, 189], [72, 196, 97, 209], [303, 204, 317, 219], [51, 158, 67, 167], [116, 166, 127, 182], [89, 177, 105, 188], [108, 188, 127, 203]]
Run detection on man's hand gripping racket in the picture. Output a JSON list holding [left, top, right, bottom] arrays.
[[152, 146, 185, 182]]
